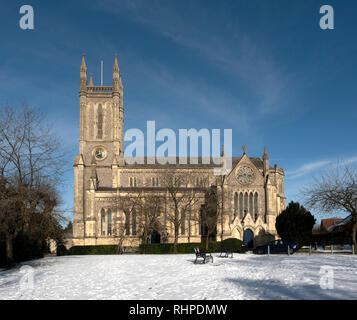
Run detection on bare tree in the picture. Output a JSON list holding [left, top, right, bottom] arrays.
[[211, 172, 238, 245], [108, 187, 165, 253], [159, 170, 207, 253], [111, 221, 127, 254], [138, 194, 165, 245], [200, 186, 219, 249], [303, 163, 357, 248], [215, 174, 227, 242], [109, 190, 144, 253], [0, 106, 65, 265]]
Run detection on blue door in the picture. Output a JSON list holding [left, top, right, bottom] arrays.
[[243, 229, 254, 248]]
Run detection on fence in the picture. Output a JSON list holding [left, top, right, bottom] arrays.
[[263, 244, 355, 256], [299, 244, 355, 255]]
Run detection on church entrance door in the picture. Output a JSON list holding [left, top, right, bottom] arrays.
[[243, 229, 254, 248], [151, 231, 161, 244]]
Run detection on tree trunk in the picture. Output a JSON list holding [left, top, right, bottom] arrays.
[[174, 225, 179, 254], [352, 219, 357, 251], [205, 235, 209, 250], [6, 234, 14, 266], [174, 234, 178, 254], [221, 203, 224, 242], [221, 181, 225, 242]]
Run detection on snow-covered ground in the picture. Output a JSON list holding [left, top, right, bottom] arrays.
[[0, 253, 356, 300]]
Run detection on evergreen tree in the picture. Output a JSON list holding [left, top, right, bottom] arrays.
[[276, 201, 316, 247]]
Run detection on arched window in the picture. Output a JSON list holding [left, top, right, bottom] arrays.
[[97, 104, 103, 139], [125, 210, 130, 235], [244, 192, 248, 216], [107, 209, 112, 235], [101, 209, 105, 235], [239, 193, 243, 219], [234, 193, 238, 218], [132, 209, 137, 236], [249, 192, 253, 215], [181, 209, 185, 235], [254, 192, 258, 218]]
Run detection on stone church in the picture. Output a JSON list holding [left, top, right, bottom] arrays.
[[72, 55, 286, 248]]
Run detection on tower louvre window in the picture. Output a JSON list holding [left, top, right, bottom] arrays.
[[97, 104, 103, 139]]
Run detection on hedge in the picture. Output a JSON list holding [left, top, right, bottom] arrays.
[[60, 238, 243, 256], [139, 238, 243, 254], [139, 242, 219, 254], [63, 245, 118, 255]]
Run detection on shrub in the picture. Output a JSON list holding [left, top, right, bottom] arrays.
[[0, 233, 48, 267], [221, 238, 243, 252], [56, 243, 69, 256]]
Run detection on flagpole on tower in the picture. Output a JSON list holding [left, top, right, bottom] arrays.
[[101, 60, 103, 86]]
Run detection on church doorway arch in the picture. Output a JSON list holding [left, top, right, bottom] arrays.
[[151, 231, 161, 244], [243, 229, 254, 248]]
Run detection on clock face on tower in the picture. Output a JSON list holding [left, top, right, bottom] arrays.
[[236, 166, 254, 184], [93, 147, 107, 160]]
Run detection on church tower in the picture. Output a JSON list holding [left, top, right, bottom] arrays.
[[73, 54, 124, 242], [78, 54, 124, 158]]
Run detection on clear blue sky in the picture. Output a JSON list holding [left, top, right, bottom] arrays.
[[0, 0, 356, 222]]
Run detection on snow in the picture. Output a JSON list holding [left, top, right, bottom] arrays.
[[0, 253, 356, 300]]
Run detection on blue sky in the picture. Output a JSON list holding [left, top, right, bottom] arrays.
[[0, 0, 356, 222]]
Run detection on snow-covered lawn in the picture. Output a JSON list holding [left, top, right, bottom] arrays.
[[0, 253, 356, 300]]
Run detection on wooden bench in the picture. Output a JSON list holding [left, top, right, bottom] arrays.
[[194, 248, 213, 264], [219, 246, 233, 258]]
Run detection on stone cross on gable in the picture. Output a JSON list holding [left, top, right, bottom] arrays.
[[243, 145, 247, 155]]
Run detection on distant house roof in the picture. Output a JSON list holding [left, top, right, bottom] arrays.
[[329, 215, 352, 233], [321, 218, 344, 231]]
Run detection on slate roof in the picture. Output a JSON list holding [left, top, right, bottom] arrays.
[[123, 156, 268, 169]]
